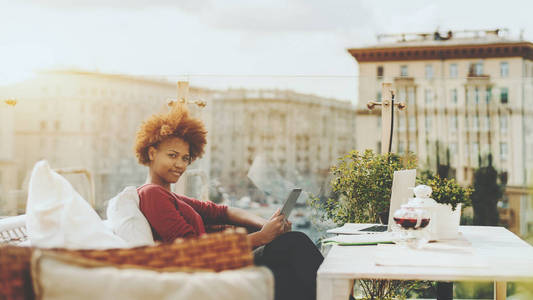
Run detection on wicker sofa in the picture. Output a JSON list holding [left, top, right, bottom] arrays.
[[0, 215, 274, 300], [1, 161, 274, 299]]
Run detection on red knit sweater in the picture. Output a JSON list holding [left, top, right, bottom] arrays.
[[137, 184, 229, 242]]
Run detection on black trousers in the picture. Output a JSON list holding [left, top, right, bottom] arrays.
[[253, 231, 324, 300]]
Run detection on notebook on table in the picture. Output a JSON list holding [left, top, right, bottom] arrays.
[[322, 232, 396, 246]]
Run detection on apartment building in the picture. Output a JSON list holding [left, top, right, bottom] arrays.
[[348, 29, 533, 235]]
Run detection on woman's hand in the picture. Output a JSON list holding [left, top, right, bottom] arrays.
[[283, 219, 292, 233], [258, 208, 287, 244], [248, 208, 293, 248]]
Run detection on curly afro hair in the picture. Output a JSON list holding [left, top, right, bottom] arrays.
[[134, 103, 207, 166]]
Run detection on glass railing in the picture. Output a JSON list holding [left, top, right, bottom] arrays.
[[1, 72, 532, 227], [2, 71, 533, 298]]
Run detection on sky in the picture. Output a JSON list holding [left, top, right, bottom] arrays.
[[1, 0, 533, 103]]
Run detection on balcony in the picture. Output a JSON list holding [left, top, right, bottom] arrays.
[[466, 73, 491, 85], [394, 76, 415, 85]]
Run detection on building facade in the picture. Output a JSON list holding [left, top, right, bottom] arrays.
[[208, 89, 356, 200], [348, 30, 533, 235], [0, 70, 212, 213]]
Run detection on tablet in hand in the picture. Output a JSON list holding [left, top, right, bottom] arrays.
[[280, 188, 302, 219]]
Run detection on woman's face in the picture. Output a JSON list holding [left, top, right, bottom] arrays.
[[148, 136, 191, 187]]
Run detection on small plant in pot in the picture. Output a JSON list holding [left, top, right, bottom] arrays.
[[422, 175, 472, 211], [419, 175, 472, 239]]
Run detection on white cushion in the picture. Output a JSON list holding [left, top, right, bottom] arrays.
[[106, 186, 154, 247], [26, 160, 126, 249], [34, 253, 275, 300]]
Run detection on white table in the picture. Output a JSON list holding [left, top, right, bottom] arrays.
[[317, 226, 533, 300]]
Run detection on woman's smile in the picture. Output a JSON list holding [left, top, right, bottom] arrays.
[[170, 170, 183, 178]]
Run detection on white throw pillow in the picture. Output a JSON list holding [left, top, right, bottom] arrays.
[[34, 253, 274, 300], [26, 160, 126, 249], [106, 186, 154, 247]]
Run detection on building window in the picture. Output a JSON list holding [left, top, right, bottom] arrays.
[[500, 62, 509, 77], [407, 87, 415, 104], [473, 115, 480, 131], [472, 142, 479, 156], [474, 87, 480, 104], [451, 88, 458, 104], [470, 61, 484, 76], [408, 141, 416, 153], [450, 143, 458, 156], [40, 121, 47, 131], [54, 121, 60, 131], [425, 115, 432, 132], [424, 89, 432, 104], [377, 117, 381, 128], [398, 116, 405, 131], [399, 141, 405, 154], [500, 116, 508, 133], [484, 116, 491, 131], [400, 65, 408, 77], [449, 63, 458, 78], [377, 66, 384, 78], [500, 142, 508, 161], [450, 115, 458, 132], [449, 143, 458, 164], [399, 88, 406, 104], [482, 143, 490, 155], [485, 87, 492, 103], [475, 62, 483, 75], [409, 116, 416, 132], [425, 64, 434, 79], [500, 87, 509, 103], [377, 91, 382, 101]]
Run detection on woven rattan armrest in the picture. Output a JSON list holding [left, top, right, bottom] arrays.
[[0, 229, 254, 300]]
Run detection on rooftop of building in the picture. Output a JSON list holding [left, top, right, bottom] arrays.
[[212, 88, 354, 109], [348, 29, 533, 62], [365, 29, 525, 48]]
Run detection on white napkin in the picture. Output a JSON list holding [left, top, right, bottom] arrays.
[[374, 243, 488, 268]]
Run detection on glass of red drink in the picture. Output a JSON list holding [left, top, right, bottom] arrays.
[[392, 204, 431, 248]]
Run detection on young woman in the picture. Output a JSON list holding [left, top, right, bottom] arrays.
[[134, 103, 323, 300]]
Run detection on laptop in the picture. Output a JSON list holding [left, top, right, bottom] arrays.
[[326, 169, 416, 235]]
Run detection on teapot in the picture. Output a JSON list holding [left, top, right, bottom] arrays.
[[400, 185, 439, 241]]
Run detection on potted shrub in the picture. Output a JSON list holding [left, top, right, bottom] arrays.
[[311, 149, 416, 226]]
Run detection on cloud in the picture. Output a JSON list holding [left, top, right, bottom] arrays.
[[202, 0, 379, 33], [10, 0, 210, 12], [11, 0, 378, 33]]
